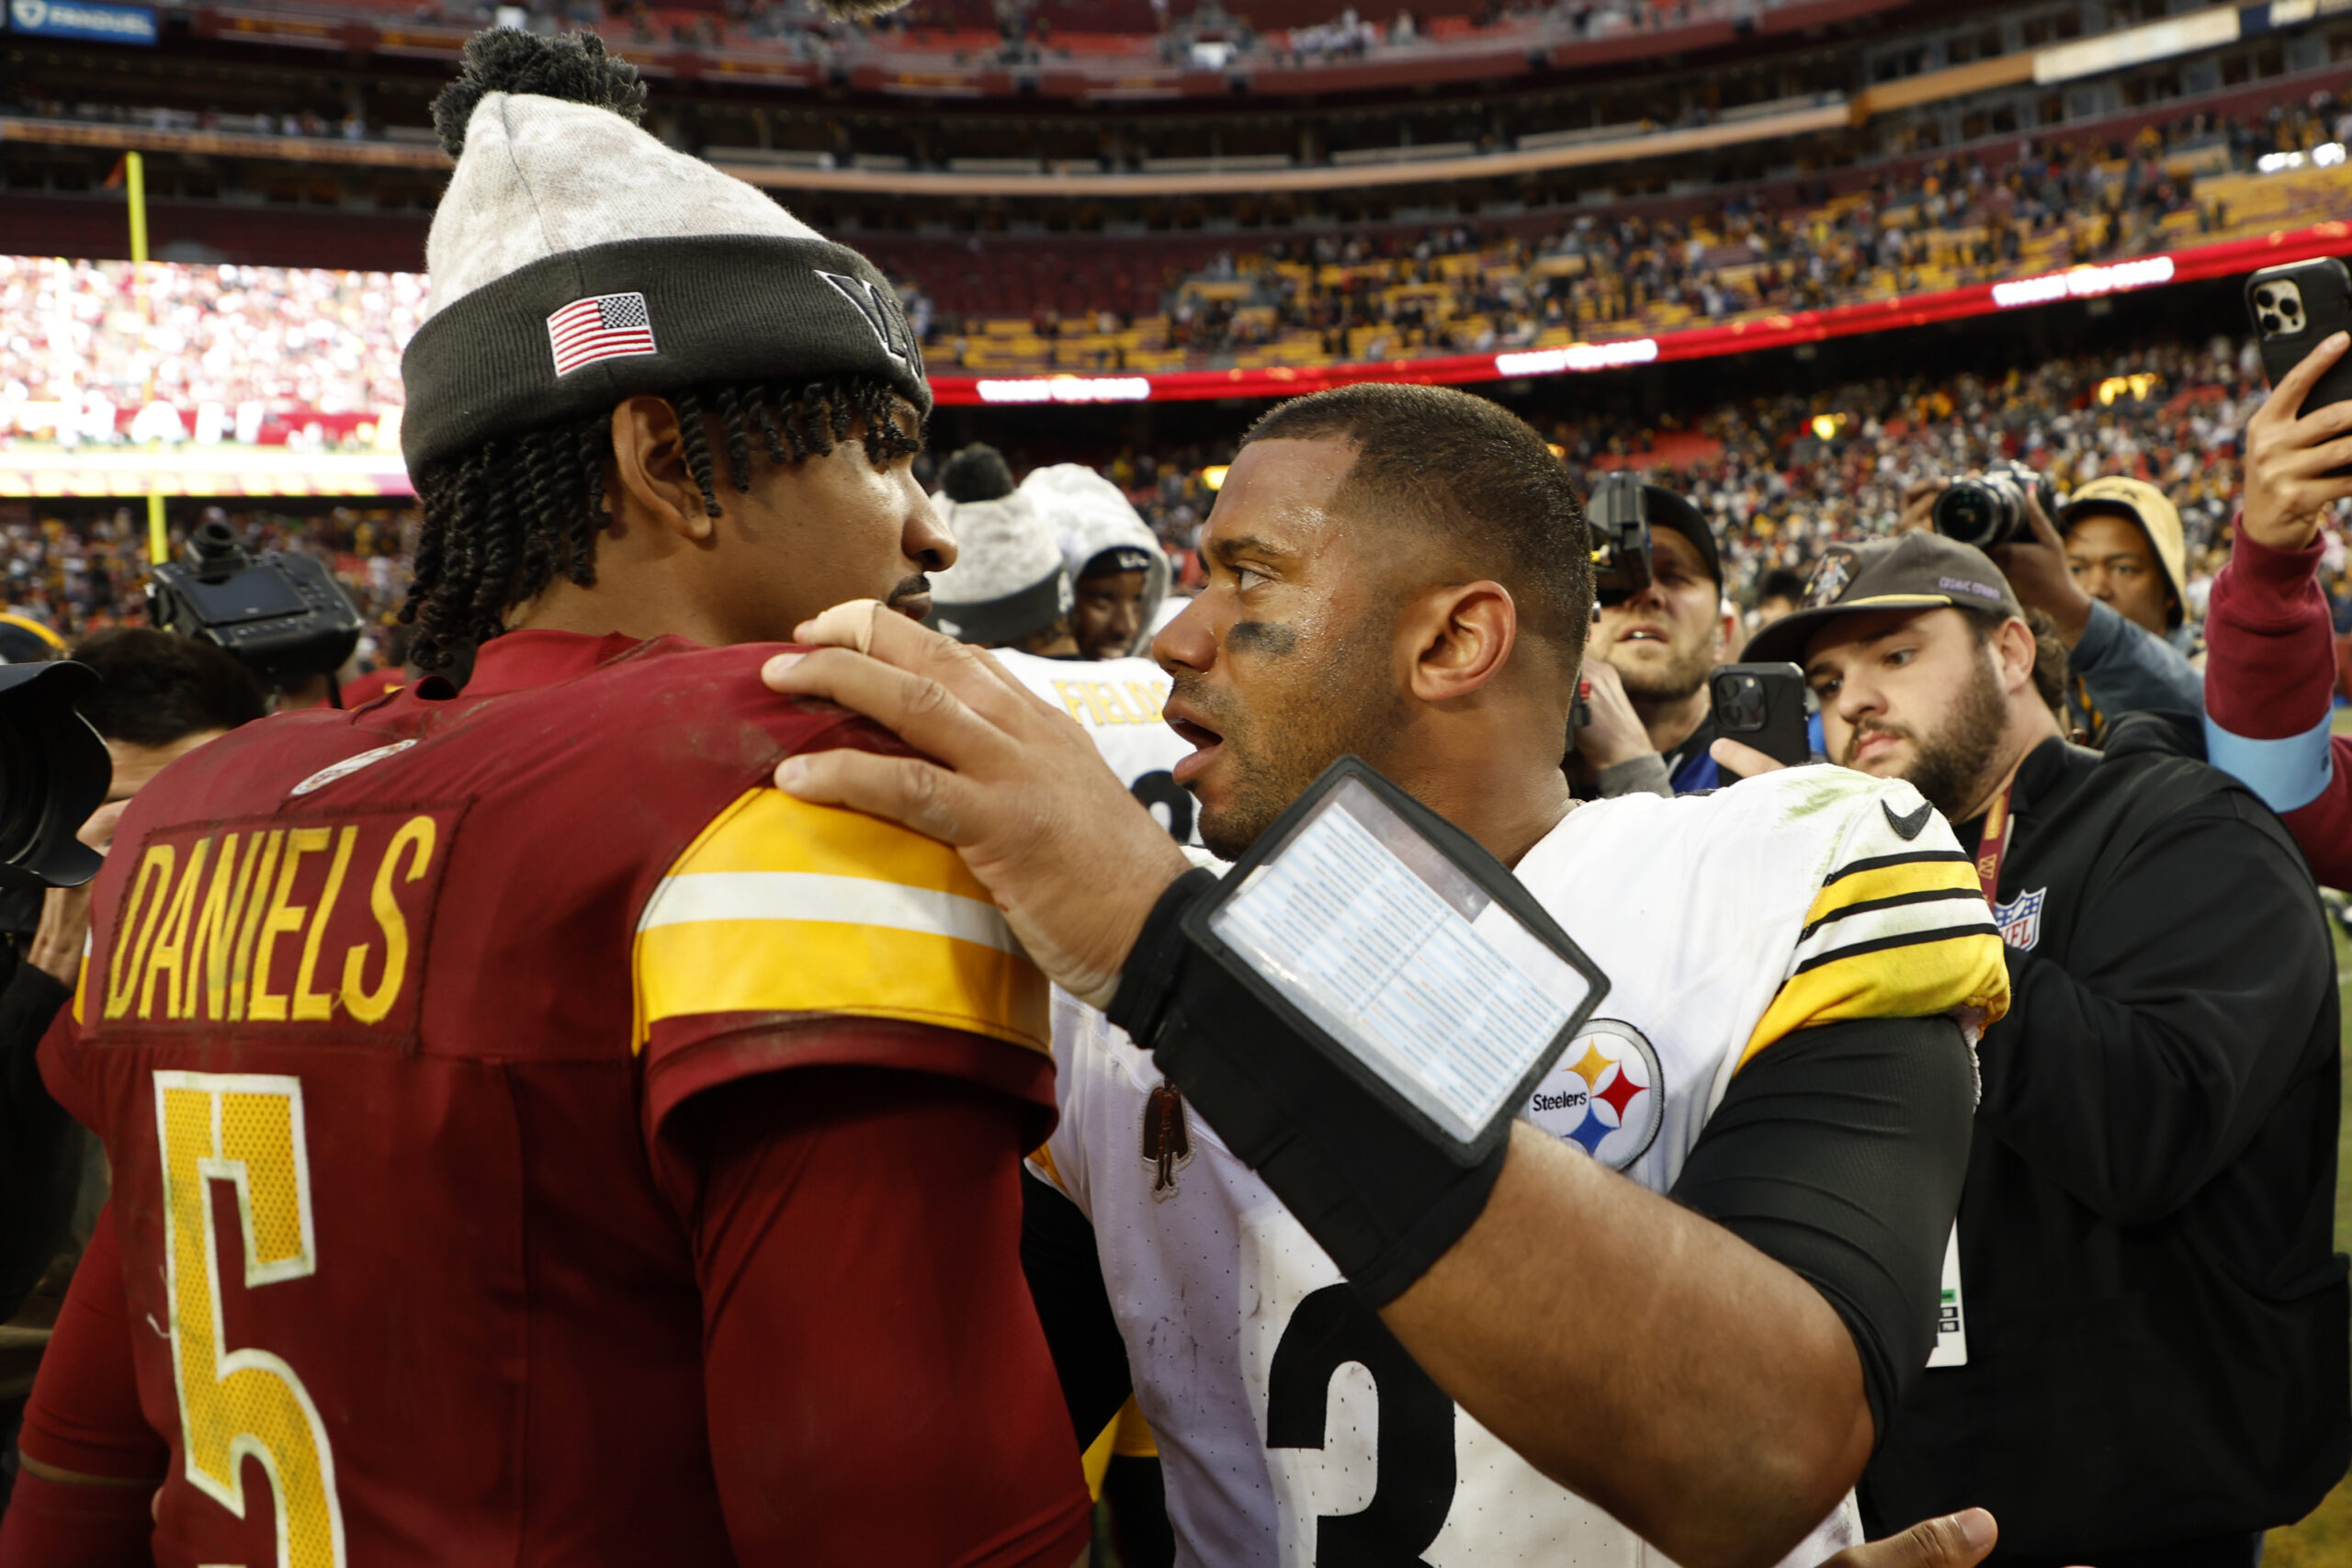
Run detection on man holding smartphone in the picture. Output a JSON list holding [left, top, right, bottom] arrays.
[[2203, 328, 2352, 886]]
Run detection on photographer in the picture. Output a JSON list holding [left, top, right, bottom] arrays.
[[1736, 535, 2346, 1565], [1568, 481, 1744, 796], [0, 629, 263, 1515], [1919, 468, 2203, 736], [2201, 330, 2352, 886]]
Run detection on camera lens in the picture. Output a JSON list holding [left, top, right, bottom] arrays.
[[1933, 482, 2001, 547], [2261, 310, 2283, 334]]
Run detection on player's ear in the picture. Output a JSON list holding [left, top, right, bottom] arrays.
[[1404, 581, 1515, 705], [608, 395, 715, 543]]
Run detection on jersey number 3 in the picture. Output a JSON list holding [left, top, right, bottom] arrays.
[[155, 1071, 347, 1568], [1267, 1283, 1454, 1566]]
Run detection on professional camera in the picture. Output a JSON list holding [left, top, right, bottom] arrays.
[[0, 662, 109, 890], [1932, 461, 2057, 550], [149, 519, 364, 688], [1587, 472, 1654, 605]]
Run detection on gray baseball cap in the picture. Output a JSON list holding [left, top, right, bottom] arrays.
[[1742, 532, 2025, 666]]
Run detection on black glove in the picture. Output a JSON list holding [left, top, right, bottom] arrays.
[[1109, 869, 1507, 1306]]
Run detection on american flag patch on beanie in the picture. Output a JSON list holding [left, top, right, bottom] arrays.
[[548, 292, 658, 376]]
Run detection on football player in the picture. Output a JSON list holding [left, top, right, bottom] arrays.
[[12, 30, 1090, 1568], [927, 481, 1198, 847], [764, 384, 2009, 1568], [1023, 465, 1171, 661]]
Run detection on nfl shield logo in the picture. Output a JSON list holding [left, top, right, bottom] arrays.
[[1992, 886, 2046, 951]]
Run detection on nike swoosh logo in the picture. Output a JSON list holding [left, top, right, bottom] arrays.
[[1883, 799, 1934, 841]]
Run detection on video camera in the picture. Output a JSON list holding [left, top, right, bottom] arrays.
[[1587, 473, 1654, 606], [0, 662, 110, 891], [149, 518, 363, 690], [1932, 460, 2057, 551]]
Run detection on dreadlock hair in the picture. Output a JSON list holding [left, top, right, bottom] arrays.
[[401, 374, 922, 671]]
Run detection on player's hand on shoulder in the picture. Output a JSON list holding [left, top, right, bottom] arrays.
[[1819, 1510, 1997, 1568], [766, 600, 1193, 1009]]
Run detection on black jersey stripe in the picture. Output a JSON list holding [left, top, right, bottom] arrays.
[[1798, 886, 1988, 942], [1791, 921, 2001, 976], [1820, 848, 1974, 886]]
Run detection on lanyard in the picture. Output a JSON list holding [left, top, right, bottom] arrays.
[[1973, 773, 2018, 907]]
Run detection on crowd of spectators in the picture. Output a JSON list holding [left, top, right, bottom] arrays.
[[3, 326, 2338, 684], [1097, 333, 2286, 632], [0, 505, 413, 669], [0, 257, 422, 446], [1141, 96, 2348, 367]]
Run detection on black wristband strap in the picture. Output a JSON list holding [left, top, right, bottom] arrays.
[[1107, 867, 1219, 1046], [1111, 867, 1507, 1306]]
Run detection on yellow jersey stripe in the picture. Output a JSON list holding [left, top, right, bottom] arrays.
[[633, 915, 1046, 1054], [632, 787, 1045, 1054], [1027, 1143, 1069, 1194], [640, 870, 1018, 954], [662, 788, 991, 896], [1804, 860, 1979, 930], [1737, 929, 2009, 1070]]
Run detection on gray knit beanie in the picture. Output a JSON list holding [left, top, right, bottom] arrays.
[[926, 491, 1072, 647], [398, 30, 928, 475]]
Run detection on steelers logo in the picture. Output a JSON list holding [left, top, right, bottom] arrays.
[[1521, 1020, 1663, 1170]]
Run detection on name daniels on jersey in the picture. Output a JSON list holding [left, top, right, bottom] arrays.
[[1051, 679, 1166, 728], [101, 809, 454, 1036]]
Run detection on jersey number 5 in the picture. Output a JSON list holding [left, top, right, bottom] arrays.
[[155, 1071, 346, 1568], [1266, 1283, 1454, 1566]]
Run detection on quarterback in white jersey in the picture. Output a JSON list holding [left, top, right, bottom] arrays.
[[777, 385, 2006, 1568], [1030, 765, 1998, 1567]]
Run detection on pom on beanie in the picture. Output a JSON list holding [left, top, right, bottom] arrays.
[[431, 29, 645, 160], [940, 444, 1017, 504]]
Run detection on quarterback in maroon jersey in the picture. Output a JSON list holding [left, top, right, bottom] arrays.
[[8, 28, 1090, 1568]]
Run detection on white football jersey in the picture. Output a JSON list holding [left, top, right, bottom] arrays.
[[995, 648, 1201, 845], [1032, 765, 2007, 1568]]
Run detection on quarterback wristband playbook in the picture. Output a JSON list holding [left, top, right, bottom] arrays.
[[1108, 760, 1609, 1304]]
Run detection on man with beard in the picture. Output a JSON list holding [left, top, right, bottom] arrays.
[[1737, 533, 2346, 1566], [763, 385, 2010, 1568], [1569, 483, 1748, 796]]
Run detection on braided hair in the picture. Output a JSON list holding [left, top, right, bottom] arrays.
[[401, 374, 922, 671]]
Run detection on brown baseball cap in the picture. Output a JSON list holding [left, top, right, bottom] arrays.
[[1742, 532, 2026, 667]]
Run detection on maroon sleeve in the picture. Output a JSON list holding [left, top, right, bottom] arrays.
[[0, 1207, 168, 1568], [2205, 520, 2337, 739], [660, 1062, 1091, 1568], [2203, 517, 2352, 886]]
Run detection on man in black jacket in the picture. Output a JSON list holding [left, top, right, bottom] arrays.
[[1738, 533, 2347, 1567]]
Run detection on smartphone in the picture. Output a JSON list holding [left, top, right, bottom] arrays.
[[2247, 258, 2352, 419], [1710, 662, 1812, 772]]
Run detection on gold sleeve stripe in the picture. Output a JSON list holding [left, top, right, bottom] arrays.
[[632, 789, 1046, 1054], [1112, 1396, 1159, 1459], [1737, 929, 2010, 1071], [1027, 1143, 1069, 1194], [1804, 858, 1979, 931], [660, 788, 993, 897], [633, 912, 1046, 1053]]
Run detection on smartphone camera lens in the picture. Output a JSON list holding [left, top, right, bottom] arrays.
[[1723, 675, 1766, 729]]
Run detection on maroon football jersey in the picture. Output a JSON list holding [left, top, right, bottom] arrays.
[[50, 630, 1071, 1567]]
